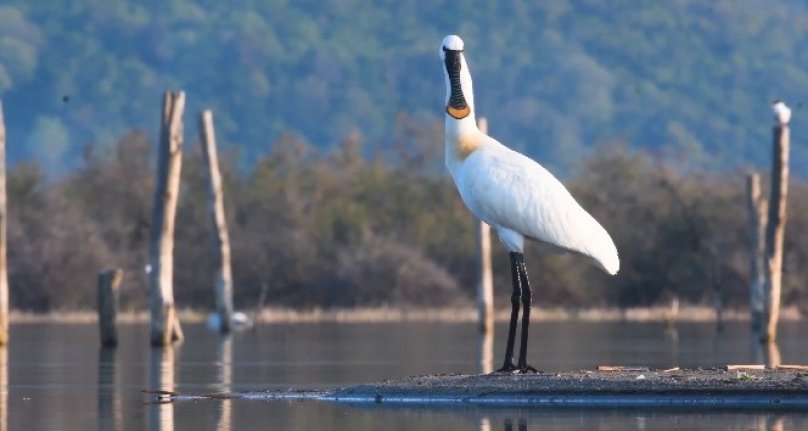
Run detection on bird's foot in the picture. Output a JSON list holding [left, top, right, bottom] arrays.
[[494, 361, 538, 374], [495, 361, 517, 373], [515, 363, 538, 374]]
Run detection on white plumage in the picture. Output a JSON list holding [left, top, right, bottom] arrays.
[[440, 34, 618, 372], [441, 35, 619, 275], [455, 139, 620, 274], [771, 100, 791, 125]]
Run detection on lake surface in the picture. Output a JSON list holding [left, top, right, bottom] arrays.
[[3, 320, 808, 430]]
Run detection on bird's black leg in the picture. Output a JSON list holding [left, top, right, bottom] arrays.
[[497, 252, 522, 372], [516, 254, 537, 373]]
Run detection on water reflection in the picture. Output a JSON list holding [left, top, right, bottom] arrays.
[[6, 321, 808, 430], [364, 408, 806, 431], [502, 417, 526, 431], [215, 336, 232, 431], [97, 348, 120, 431], [149, 347, 176, 431]]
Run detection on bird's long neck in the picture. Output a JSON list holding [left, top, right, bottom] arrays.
[[444, 53, 480, 165]]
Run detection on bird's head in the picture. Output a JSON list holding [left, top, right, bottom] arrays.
[[441, 35, 473, 121]]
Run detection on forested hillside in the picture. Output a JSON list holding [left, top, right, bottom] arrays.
[[2, 1, 808, 172]]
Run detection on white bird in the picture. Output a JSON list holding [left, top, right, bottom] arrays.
[[440, 35, 619, 373], [206, 311, 253, 331], [771, 100, 791, 125]]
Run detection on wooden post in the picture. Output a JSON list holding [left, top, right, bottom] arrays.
[[478, 325, 493, 374], [475, 117, 494, 333], [97, 268, 123, 348], [199, 110, 234, 333], [746, 173, 767, 336], [149, 91, 186, 346], [762, 123, 790, 342], [0, 102, 8, 346]]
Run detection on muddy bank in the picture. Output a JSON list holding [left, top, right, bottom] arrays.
[[159, 368, 808, 410]]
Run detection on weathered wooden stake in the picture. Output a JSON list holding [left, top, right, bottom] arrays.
[[475, 117, 494, 333], [0, 102, 8, 347], [97, 268, 123, 347], [745, 173, 767, 336], [199, 110, 234, 333], [762, 123, 790, 342], [149, 91, 186, 346]]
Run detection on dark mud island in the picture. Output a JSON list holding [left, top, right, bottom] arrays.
[[163, 367, 808, 410]]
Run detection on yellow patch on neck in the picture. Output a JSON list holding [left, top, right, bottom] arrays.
[[454, 133, 481, 160]]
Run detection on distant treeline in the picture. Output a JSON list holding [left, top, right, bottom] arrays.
[[7, 119, 808, 312], [3, 1, 808, 171]]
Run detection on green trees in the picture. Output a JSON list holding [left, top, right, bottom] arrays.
[[2, 1, 808, 171]]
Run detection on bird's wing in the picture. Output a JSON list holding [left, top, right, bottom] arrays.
[[458, 144, 619, 274]]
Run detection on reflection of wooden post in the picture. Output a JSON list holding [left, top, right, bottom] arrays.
[[149, 91, 186, 346], [98, 268, 123, 348], [215, 337, 232, 431], [0, 102, 8, 346], [97, 348, 121, 431], [746, 173, 767, 336], [149, 347, 175, 431], [763, 124, 789, 342], [476, 117, 494, 333], [199, 111, 234, 333]]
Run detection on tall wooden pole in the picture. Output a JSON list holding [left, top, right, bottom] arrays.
[[475, 117, 494, 333], [0, 102, 8, 347], [199, 111, 234, 333], [149, 91, 186, 346], [97, 268, 123, 348], [745, 173, 767, 336], [762, 123, 789, 342]]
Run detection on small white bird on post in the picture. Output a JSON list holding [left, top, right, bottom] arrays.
[[771, 100, 791, 126], [440, 35, 619, 373]]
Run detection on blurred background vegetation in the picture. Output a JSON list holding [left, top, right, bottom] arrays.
[[7, 125, 808, 312], [1, 0, 808, 311]]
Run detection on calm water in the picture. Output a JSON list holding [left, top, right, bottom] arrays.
[[3, 320, 808, 430]]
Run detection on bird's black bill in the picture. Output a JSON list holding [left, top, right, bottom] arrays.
[[443, 48, 470, 119]]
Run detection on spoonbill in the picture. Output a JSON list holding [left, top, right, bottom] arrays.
[[440, 35, 620, 373]]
